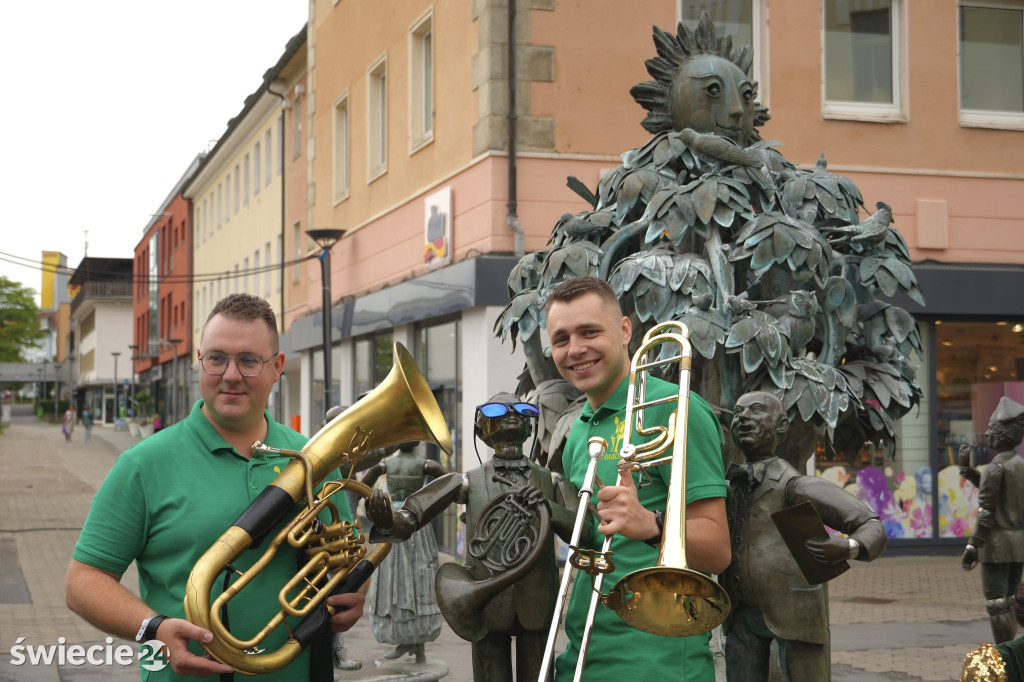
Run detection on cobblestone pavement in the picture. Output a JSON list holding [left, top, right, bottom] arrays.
[[0, 416, 995, 680]]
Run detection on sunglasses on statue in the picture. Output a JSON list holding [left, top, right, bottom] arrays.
[[476, 402, 540, 419]]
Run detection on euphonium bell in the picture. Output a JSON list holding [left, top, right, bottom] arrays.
[[184, 342, 452, 675]]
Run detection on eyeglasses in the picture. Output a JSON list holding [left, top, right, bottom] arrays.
[[199, 351, 276, 377], [476, 402, 539, 419]]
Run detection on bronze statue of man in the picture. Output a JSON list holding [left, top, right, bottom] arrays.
[[367, 392, 581, 682], [721, 391, 887, 682], [959, 396, 1024, 644]]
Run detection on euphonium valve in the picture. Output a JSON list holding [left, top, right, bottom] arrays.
[[184, 342, 452, 675]]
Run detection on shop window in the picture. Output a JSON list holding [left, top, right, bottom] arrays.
[[415, 319, 461, 554], [959, 2, 1024, 129], [936, 319, 1024, 537], [353, 332, 394, 398], [814, 321, 931, 540], [822, 0, 905, 121]]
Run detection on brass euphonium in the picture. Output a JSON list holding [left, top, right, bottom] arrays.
[[184, 342, 452, 675], [539, 322, 731, 681]]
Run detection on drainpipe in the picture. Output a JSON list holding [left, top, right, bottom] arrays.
[[267, 82, 287, 335], [507, 0, 525, 257], [267, 81, 287, 423]]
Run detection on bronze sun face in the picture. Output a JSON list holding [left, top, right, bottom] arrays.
[[669, 54, 755, 145]]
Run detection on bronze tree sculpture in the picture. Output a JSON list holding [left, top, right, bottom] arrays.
[[494, 14, 923, 472]]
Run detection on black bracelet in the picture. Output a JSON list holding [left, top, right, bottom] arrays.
[[642, 510, 665, 547], [138, 614, 167, 643]]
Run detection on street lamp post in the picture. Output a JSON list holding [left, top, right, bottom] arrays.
[[112, 352, 121, 422], [128, 344, 138, 418], [306, 228, 346, 418], [53, 362, 61, 422]]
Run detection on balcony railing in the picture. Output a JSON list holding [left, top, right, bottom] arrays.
[[70, 281, 133, 316]]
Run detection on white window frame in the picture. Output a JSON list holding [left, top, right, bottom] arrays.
[[409, 9, 435, 153], [367, 53, 388, 181], [234, 164, 241, 213], [292, 97, 303, 160], [821, 0, 907, 122], [677, 1, 770, 106], [254, 141, 261, 196], [265, 129, 273, 185], [243, 153, 250, 206], [958, 1, 1024, 130], [333, 90, 351, 204]]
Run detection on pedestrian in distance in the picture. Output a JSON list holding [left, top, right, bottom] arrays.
[[62, 406, 76, 441], [81, 406, 94, 442]]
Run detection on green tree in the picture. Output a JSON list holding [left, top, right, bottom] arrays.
[[0, 276, 45, 362]]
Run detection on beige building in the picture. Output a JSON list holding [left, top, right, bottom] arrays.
[[262, 0, 1024, 550], [184, 27, 308, 423]]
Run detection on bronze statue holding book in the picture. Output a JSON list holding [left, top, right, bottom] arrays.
[[721, 391, 887, 682]]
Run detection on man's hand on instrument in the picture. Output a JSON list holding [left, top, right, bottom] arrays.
[[328, 591, 366, 633], [513, 484, 547, 510], [157, 618, 234, 677], [595, 470, 660, 540], [366, 490, 394, 533]]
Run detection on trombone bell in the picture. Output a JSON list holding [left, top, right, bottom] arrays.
[[605, 566, 731, 636]]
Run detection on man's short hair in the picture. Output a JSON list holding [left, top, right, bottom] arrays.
[[545, 276, 621, 314], [205, 294, 280, 352]]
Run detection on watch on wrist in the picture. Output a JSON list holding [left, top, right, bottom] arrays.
[[135, 614, 167, 643], [847, 538, 860, 560], [643, 510, 665, 547]]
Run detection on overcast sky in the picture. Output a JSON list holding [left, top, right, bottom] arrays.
[[0, 2, 309, 302]]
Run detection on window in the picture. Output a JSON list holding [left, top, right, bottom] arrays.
[[960, 2, 1024, 129], [253, 250, 260, 294], [822, 0, 905, 120], [264, 241, 272, 296], [243, 153, 250, 205], [680, 1, 767, 101], [293, 97, 303, 160], [410, 11, 434, 151], [243, 257, 249, 294], [225, 174, 231, 222], [353, 333, 394, 398], [333, 91, 350, 203], [234, 164, 241, 214], [276, 115, 284, 175], [217, 184, 223, 228], [368, 54, 388, 180], [254, 142, 261, 196], [292, 222, 303, 285], [265, 129, 273, 185]]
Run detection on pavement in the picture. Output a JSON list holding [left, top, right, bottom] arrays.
[[0, 413, 996, 681]]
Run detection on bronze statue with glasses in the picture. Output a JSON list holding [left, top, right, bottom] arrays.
[[366, 392, 584, 682]]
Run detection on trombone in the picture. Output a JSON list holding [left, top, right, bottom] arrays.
[[539, 321, 731, 681]]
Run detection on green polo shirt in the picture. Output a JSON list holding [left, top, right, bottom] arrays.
[[74, 400, 352, 681], [555, 375, 726, 682]]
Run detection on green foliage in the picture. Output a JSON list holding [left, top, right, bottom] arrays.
[[0, 276, 45, 362]]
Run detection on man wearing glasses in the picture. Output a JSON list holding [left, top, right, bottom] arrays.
[[66, 294, 365, 680], [367, 391, 583, 682]]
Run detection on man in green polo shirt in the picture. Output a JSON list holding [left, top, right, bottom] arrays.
[[545, 276, 729, 682], [66, 294, 365, 680]]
